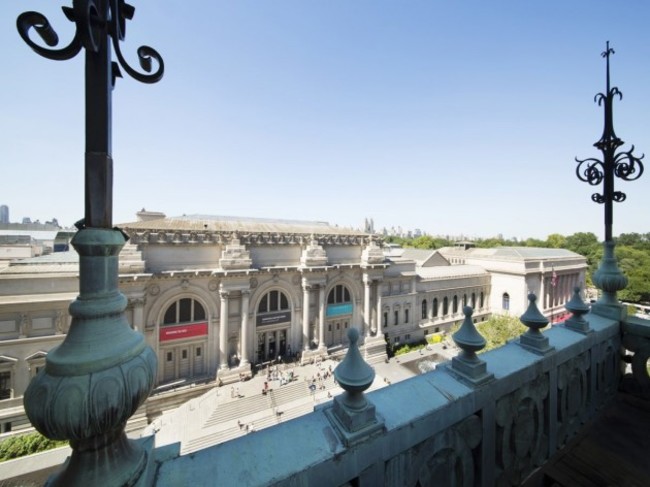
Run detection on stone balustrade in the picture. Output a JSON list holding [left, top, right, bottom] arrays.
[[151, 305, 632, 486]]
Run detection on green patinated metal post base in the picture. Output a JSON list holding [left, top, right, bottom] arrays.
[[591, 241, 628, 321], [24, 228, 157, 487]]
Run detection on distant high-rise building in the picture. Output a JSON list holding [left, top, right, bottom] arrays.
[[0, 205, 8, 224]]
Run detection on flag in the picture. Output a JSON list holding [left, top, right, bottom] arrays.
[[551, 268, 558, 288]]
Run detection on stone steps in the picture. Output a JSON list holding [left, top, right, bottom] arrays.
[[204, 393, 270, 428]]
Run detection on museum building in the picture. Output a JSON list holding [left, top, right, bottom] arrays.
[[0, 212, 587, 431]]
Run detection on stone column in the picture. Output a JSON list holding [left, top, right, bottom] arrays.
[[219, 290, 229, 369], [376, 286, 382, 333], [539, 275, 545, 312], [318, 285, 326, 350], [240, 290, 250, 366], [302, 282, 311, 351], [130, 297, 145, 332], [364, 279, 371, 337]]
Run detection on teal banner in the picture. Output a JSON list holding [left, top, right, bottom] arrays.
[[326, 303, 353, 317]]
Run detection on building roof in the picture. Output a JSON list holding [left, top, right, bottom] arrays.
[[440, 246, 584, 261], [0, 251, 79, 275], [119, 214, 366, 236], [417, 264, 489, 280]]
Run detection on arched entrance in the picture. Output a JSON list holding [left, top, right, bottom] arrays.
[[255, 289, 291, 362]]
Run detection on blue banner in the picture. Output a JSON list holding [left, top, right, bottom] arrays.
[[326, 303, 353, 317]]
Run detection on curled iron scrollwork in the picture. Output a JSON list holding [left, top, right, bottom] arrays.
[[17, 0, 163, 85]]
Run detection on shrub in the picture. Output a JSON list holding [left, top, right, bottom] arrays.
[[0, 432, 67, 462]]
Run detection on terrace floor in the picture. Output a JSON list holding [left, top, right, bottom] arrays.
[[524, 390, 650, 487]]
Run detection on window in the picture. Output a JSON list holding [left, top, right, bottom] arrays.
[[327, 285, 351, 304], [394, 310, 398, 326], [502, 292, 510, 311], [422, 300, 427, 320], [405, 334, 411, 341], [182, 350, 188, 360], [471, 293, 476, 309], [383, 312, 388, 328], [462, 294, 467, 308], [405, 309, 409, 323], [166, 352, 173, 362], [453, 295, 458, 314], [163, 298, 206, 325], [433, 298, 438, 317], [443, 297, 448, 315], [394, 337, 399, 344], [435, 327, 440, 333], [0, 371, 10, 400], [258, 290, 290, 313], [196, 347, 202, 357], [480, 292, 484, 308]]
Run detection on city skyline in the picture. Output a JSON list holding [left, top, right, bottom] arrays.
[[2, 1, 649, 240]]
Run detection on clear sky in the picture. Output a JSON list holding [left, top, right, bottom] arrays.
[[2, 1, 649, 240]]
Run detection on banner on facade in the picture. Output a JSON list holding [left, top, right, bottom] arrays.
[[326, 303, 353, 317], [159, 322, 208, 342], [256, 311, 291, 327]]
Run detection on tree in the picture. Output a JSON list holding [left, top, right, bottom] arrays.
[[546, 233, 567, 249], [449, 314, 530, 353]]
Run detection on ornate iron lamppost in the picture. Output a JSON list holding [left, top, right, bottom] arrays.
[[575, 42, 644, 319], [16, 2, 163, 485]]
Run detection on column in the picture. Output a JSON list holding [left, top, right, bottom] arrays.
[[318, 285, 326, 349], [240, 290, 250, 366], [376, 285, 382, 334], [219, 290, 229, 369], [364, 279, 371, 337], [302, 282, 311, 351], [130, 297, 145, 332], [539, 275, 545, 312]]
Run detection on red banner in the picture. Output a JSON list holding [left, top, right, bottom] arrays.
[[159, 322, 208, 342]]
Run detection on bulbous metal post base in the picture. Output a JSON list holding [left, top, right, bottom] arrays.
[[24, 229, 157, 487], [48, 429, 147, 487], [592, 241, 628, 321]]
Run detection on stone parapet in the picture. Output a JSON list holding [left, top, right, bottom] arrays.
[[153, 311, 621, 486]]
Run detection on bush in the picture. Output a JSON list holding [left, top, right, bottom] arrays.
[[0, 432, 67, 462]]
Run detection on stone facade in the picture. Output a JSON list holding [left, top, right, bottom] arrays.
[[0, 214, 588, 432]]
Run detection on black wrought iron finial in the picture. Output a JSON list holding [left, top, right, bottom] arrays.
[[575, 42, 644, 242], [16, 0, 164, 229]]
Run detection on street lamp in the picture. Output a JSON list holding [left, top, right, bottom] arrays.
[[575, 42, 644, 319], [16, 2, 163, 485]]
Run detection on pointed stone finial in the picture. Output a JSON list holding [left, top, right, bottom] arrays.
[[450, 306, 493, 385], [327, 327, 383, 445], [565, 287, 592, 334], [519, 293, 554, 355], [335, 327, 374, 410]]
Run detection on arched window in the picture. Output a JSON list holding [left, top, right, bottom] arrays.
[[462, 294, 467, 308], [394, 310, 399, 326], [453, 295, 458, 314], [405, 309, 409, 324], [432, 298, 438, 317], [163, 298, 205, 325], [422, 300, 428, 320], [443, 297, 448, 315], [471, 293, 476, 309], [327, 285, 351, 304], [480, 291, 484, 308], [502, 292, 510, 311], [258, 290, 290, 313]]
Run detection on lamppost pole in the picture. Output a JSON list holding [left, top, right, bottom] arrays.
[[16, 2, 163, 485], [575, 42, 644, 318]]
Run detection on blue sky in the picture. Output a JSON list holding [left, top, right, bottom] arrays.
[[2, 1, 649, 240]]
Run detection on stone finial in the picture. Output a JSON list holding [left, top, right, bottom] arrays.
[[519, 293, 554, 355], [361, 239, 384, 265], [327, 327, 383, 445], [300, 235, 327, 267], [451, 306, 493, 385], [565, 287, 592, 334], [219, 234, 252, 270]]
